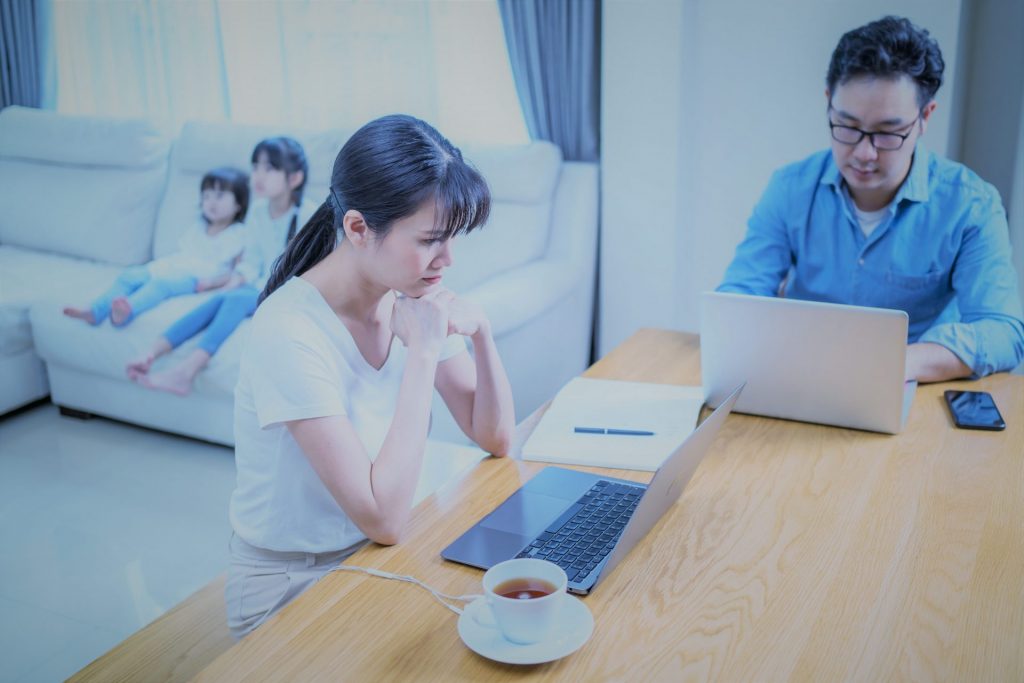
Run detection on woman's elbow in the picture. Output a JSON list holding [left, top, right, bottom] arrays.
[[369, 531, 401, 546], [360, 514, 409, 546], [478, 427, 513, 458]]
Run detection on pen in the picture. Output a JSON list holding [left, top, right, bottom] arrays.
[[574, 427, 656, 436]]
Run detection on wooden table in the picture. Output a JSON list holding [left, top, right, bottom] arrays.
[[136, 330, 1024, 680]]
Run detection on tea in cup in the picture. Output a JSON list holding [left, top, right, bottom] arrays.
[[479, 558, 568, 644]]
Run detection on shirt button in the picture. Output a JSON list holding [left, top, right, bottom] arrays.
[[858, 258, 865, 266]]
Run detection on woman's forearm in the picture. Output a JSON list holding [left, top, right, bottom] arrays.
[[366, 349, 439, 543], [468, 324, 515, 456]]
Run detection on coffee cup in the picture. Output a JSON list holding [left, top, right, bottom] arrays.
[[478, 558, 568, 644]]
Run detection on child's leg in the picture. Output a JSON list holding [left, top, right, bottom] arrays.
[[137, 349, 211, 396], [138, 287, 258, 396], [113, 276, 198, 327], [196, 286, 259, 356], [64, 266, 149, 324], [161, 295, 227, 349], [126, 336, 174, 380], [127, 295, 224, 381]]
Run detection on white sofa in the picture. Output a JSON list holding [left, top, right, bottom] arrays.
[[0, 106, 598, 445]]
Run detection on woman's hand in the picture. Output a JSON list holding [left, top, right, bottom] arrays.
[[445, 291, 490, 338], [390, 290, 450, 355]]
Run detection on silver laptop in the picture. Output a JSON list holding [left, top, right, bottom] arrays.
[[701, 291, 915, 434], [441, 384, 744, 594]]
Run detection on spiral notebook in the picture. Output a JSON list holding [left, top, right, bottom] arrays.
[[522, 378, 705, 471]]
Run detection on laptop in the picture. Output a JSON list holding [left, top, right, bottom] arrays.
[[441, 384, 744, 595], [700, 291, 916, 434]]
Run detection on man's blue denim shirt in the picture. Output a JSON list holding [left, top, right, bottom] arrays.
[[719, 145, 1024, 377]]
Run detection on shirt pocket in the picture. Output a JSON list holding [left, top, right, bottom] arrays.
[[881, 269, 950, 317]]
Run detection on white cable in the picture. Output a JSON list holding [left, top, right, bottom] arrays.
[[327, 565, 481, 615]]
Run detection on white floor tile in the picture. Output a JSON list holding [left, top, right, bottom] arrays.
[[0, 594, 118, 683], [14, 625, 125, 683], [0, 404, 236, 679]]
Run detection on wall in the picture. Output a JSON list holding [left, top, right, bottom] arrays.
[[954, 0, 1024, 309], [599, 0, 965, 356]]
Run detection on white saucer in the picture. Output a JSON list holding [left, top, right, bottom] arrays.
[[457, 595, 594, 665]]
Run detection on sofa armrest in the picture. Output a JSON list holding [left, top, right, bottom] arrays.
[[546, 161, 599, 265], [466, 160, 600, 338]]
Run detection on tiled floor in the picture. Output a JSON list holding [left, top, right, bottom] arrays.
[[0, 401, 486, 682], [0, 403, 237, 683]]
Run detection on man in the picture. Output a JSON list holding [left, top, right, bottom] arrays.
[[719, 16, 1024, 382]]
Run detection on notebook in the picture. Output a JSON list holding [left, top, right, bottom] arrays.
[[521, 377, 705, 471]]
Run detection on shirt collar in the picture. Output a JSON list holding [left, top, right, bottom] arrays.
[[898, 143, 930, 204], [821, 142, 931, 205]]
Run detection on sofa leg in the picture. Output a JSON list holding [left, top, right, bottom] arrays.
[[59, 406, 94, 420]]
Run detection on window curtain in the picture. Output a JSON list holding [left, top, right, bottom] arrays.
[[44, 0, 528, 145], [1, 0, 42, 109], [497, 0, 601, 162]]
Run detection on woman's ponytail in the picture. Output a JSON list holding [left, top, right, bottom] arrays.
[[259, 199, 337, 305]]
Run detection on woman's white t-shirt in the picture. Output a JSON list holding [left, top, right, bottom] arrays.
[[230, 276, 467, 553]]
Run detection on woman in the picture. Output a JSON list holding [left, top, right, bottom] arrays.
[[225, 115, 515, 638]]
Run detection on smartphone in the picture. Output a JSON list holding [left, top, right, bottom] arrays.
[[943, 390, 1006, 431]]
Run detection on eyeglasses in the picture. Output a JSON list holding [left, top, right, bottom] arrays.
[[828, 107, 920, 151]]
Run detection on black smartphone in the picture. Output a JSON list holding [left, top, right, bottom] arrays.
[[943, 390, 1006, 431]]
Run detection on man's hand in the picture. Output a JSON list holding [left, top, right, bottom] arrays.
[[906, 342, 972, 383]]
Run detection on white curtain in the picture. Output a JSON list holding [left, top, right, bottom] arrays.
[[46, 0, 529, 145]]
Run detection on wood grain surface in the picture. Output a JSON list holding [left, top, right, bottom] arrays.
[[84, 329, 1024, 682]]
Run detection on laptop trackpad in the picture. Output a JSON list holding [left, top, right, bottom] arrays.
[[481, 491, 571, 538], [443, 527, 531, 569]]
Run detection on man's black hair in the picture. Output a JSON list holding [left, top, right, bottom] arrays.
[[827, 16, 944, 108]]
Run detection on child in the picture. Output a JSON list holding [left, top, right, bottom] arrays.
[[126, 137, 313, 394], [225, 114, 514, 638], [64, 167, 249, 326]]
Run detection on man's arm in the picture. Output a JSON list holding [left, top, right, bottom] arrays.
[[718, 170, 794, 296], [906, 342, 971, 383], [916, 197, 1024, 380]]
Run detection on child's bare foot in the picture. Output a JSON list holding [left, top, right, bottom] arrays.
[[110, 297, 133, 326], [138, 368, 193, 396], [63, 307, 96, 325], [126, 353, 156, 380]]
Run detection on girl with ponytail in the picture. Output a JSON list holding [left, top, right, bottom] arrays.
[[224, 115, 515, 639], [126, 136, 314, 394]]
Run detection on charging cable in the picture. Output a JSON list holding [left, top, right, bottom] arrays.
[[327, 565, 481, 615]]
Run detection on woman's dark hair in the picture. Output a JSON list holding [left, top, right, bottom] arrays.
[[260, 114, 491, 304], [251, 136, 309, 240], [827, 16, 945, 108], [200, 166, 250, 223]]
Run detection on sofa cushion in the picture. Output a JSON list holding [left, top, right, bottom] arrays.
[[153, 122, 346, 259], [0, 245, 123, 355], [0, 107, 170, 266]]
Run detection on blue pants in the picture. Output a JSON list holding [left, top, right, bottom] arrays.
[[162, 286, 259, 356], [91, 266, 197, 325]]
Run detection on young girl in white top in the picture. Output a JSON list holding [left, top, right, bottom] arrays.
[[224, 114, 515, 639], [64, 167, 249, 326], [126, 137, 314, 394]]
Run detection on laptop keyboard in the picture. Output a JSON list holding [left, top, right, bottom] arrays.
[[514, 480, 644, 584]]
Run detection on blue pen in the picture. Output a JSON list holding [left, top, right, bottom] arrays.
[[574, 427, 655, 436]]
